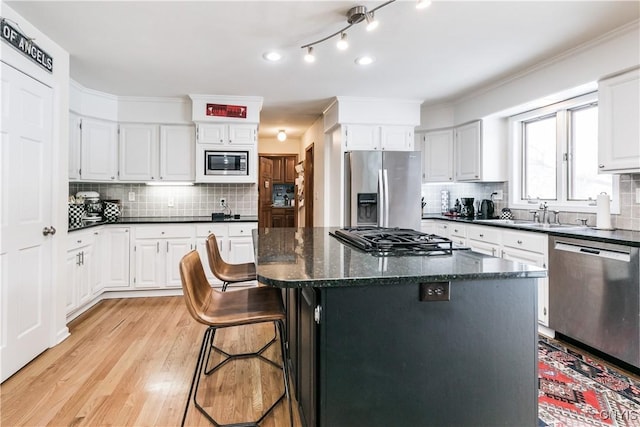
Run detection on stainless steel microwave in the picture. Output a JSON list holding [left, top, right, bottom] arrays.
[[204, 150, 248, 176]]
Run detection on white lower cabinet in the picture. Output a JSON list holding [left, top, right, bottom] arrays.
[[195, 224, 228, 286], [132, 225, 195, 289], [420, 220, 435, 235], [434, 220, 549, 326], [102, 227, 130, 289], [66, 231, 97, 315], [228, 223, 258, 264]]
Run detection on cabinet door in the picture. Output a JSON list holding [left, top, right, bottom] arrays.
[[228, 237, 255, 264], [344, 125, 380, 151], [160, 125, 195, 181], [467, 239, 499, 257], [133, 240, 162, 288], [380, 126, 413, 151], [272, 157, 284, 182], [80, 118, 118, 181], [88, 230, 103, 296], [454, 121, 482, 181], [285, 211, 295, 227], [598, 69, 640, 173], [66, 250, 80, 314], [298, 287, 317, 427], [68, 113, 82, 181], [165, 238, 193, 288], [77, 247, 93, 306], [229, 124, 256, 145], [197, 123, 227, 144], [196, 238, 225, 285], [272, 212, 285, 228], [284, 157, 297, 182], [501, 247, 548, 325], [103, 228, 130, 289], [423, 129, 454, 182], [119, 124, 159, 181]]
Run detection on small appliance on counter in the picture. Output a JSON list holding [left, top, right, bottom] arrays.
[[500, 208, 513, 220], [460, 197, 475, 218], [103, 199, 121, 222], [75, 191, 103, 222], [479, 199, 495, 219]]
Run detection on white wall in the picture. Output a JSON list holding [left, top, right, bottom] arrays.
[[420, 21, 640, 127], [1, 1, 71, 346], [258, 138, 302, 155]]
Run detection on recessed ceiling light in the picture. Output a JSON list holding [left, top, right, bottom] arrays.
[[355, 56, 375, 66], [263, 51, 282, 62]]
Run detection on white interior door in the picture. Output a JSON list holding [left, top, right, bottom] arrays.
[[1, 63, 53, 382]]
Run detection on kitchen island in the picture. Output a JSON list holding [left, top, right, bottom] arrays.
[[254, 227, 546, 427]]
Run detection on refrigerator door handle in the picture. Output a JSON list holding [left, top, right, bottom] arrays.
[[378, 169, 385, 227], [383, 169, 390, 227]]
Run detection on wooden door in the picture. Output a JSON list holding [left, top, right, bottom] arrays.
[[258, 157, 273, 228], [1, 63, 54, 381]]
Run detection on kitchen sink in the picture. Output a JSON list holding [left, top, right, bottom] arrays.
[[474, 219, 532, 225]]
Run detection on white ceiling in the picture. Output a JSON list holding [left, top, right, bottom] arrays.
[[6, 1, 639, 139]]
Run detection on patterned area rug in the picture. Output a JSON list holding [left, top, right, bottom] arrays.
[[539, 336, 640, 427]]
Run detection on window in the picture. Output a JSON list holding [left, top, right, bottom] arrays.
[[510, 93, 618, 213]]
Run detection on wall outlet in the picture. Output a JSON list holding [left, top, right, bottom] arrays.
[[493, 190, 504, 200], [168, 197, 174, 207], [128, 191, 135, 202], [219, 198, 226, 206]]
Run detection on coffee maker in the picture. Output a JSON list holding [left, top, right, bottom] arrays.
[[460, 197, 475, 218]]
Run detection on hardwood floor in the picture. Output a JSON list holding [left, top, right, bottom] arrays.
[[1, 297, 301, 426]]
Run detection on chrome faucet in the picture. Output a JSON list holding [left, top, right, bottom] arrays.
[[539, 202, 549, 224]]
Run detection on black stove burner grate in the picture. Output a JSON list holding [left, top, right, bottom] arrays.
[[331, 227, 459, 256]]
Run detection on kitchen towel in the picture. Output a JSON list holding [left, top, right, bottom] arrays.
[[596, 192, 612, 229]]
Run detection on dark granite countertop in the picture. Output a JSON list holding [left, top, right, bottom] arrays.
[[68, 215, 258, 232], [422, 214, 640, 247], [254, 227, 546, 288]]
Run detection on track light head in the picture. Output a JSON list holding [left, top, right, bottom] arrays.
[[337, 32, 349, 50], [304, 46, 315, 63]]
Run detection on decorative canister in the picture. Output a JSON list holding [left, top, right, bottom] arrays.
[[103, 201, 121, 222], [500, 207, 513, 220], [68, 203, 85, 226]]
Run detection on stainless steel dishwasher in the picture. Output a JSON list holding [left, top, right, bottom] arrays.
[[549, 235, 639, 368]]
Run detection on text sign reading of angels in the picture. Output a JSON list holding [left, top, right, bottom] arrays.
[[1, 19, 53, 73], [206, 104, 247, 118]]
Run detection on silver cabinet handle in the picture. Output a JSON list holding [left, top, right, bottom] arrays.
[[479, 233, 484, 238], [491, 247, 496, 256], [166, 241, 169, 252], [517, 240, 523, 244], [157, 242, 160, 253], [76, 252, 81, 266], [599, 164, 605, 168], [42, 226, 56, 236]]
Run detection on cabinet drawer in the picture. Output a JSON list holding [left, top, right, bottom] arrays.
[[68, 229, 97, 250], [135, 225, 194, 239], [449, 224, 466, 238], [228, 223, 257, 237], [502, 230, 547, 254], [195, 224, 228, 238], [466, 225, 500, 244]]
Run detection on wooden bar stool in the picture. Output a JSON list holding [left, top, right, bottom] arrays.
[[179, 250, 292, 427], [206, 233, 257, 291]]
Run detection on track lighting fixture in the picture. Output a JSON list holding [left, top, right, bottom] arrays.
[[304, 46, 316, 63], [337, 32, 349, 50], [301, 0, 399, 62]]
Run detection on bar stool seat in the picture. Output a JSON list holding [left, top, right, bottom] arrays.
[[206, 233, 256, 291], [179, 250, 292, 427]]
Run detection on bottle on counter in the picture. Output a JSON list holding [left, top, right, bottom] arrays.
[[454, 199, 461, 214]]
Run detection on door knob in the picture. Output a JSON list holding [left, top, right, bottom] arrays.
[[42, 226, 57, 236]]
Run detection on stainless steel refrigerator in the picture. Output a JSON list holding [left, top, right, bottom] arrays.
[[344, 151, 422, 230]]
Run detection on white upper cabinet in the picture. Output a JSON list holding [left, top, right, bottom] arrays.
[[598, 68, 640, 173], [119, 124, 159, 181], [160, 125, 195, 181], [80, 117, 118, 181], [119, 124, 195, 182], [197, 123, 256, 145], [422, 129, 454, 182], [421, 119, 506, 182], [68, 113, 82, 181], [344, 124, 414, 151], [454, 121, 482, 181]]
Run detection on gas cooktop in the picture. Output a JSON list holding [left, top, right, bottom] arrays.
[[330, 227, 466, 256]]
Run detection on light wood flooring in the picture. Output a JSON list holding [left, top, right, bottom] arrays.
[[1, 296, 301, 426]]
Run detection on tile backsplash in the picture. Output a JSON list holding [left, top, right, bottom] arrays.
[[422, 173, 640, 231], [69, 183, 258, 218]]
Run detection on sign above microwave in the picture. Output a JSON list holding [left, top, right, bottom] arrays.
[[206, 103, 247, 119]]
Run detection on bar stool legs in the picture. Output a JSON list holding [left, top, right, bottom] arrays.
[[182, 320, 293, 427]]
